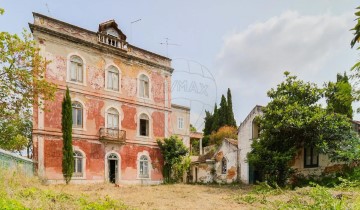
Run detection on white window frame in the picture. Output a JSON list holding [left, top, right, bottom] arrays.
[[67, 54, 86, 86], [139, 113, 150, 137], [72, 101, 83, 129], [72, 149, 86, 179], [137, 152, 151, 179], [138, 73, 150, 99], [178, 117, 184, 130], [105, 65, 121, 93], [104, 151, 121, 183], [106, 108, 120, 129]]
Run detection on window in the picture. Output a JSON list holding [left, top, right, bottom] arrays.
[[304, 146, 319, 168], [139, 155, 149, 178], [139, 113, 149, 136], [70, 55, 83, 83], [221, 157, 227, 174], [178, 117, 184, 129], [252, 121, 260, 139], [139, 74, 149, 98], [73, 151, 83, 177], [72, 102, 83, 128], [106, 66, 119, 91], [107, 108, 119, 129]]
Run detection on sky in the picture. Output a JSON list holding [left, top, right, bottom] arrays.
[[1, 0, 359, 131]]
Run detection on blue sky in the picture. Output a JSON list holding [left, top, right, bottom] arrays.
[[1, 1, 359, 130]]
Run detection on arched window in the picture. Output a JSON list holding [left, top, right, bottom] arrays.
[[221, 157, 227, 174], [139, 74, 149, 98], [73, 151, 84, 177], [106, 66, 119, 91], [70, 55, 83, 83], [139, 113, 149, 136], [72, 102, 83, 128], [107, 108, 119, 129], [139, 155, 149, 178]]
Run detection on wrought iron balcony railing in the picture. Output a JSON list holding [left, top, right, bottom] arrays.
[[99, 128, 126, 144]]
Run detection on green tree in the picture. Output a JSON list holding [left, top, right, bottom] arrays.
[[190, 124, 197, 133], [157, 136, 188, 183], [62, 87, 74, 184], [248, 72, 359, 186], [218, 95, 228, 127], [227, 88, 237, 127], [211, 103, 220, 132], [0, 9, 57, 151], [351, 6, 360, 100], [203, 110, 213, 135], [325, 73, 354, 118]]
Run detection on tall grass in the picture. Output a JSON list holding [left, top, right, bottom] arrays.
[[0, 169, 131, 209]]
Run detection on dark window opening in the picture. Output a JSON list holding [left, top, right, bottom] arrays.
[[304, 146, 319, 168], [140, 119, 149, 136]]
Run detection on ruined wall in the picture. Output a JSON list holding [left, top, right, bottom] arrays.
[[238, 106, 262, 184], [192, 163, 214, 183], [291, 148, 340, 176], [213, 141, 238, 184]]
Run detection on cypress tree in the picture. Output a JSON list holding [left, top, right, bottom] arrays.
[[203, 110, 213, 135], [211, 103, 220, 132], [227, 88, 237, 127], [62, 87, 74, 184], [218, 95, 228, 127], [325, 73, 354, 119]]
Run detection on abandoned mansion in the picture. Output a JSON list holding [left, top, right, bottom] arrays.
[[30, 13, 190, 184]]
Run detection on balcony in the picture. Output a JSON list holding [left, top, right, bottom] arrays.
[[97, 33, 128, 51], [99, 128, 126, 144]]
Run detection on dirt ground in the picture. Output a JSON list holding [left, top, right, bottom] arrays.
[[48, 183, 252, 210]]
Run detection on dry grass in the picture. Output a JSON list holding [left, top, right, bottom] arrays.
[[48, 183, 251, 210], [2, 169, 360, 210]]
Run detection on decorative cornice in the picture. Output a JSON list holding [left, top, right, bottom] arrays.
[[29, 23, 174, 73]]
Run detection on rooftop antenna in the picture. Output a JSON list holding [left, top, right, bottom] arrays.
[[130, 18, 141, 43], [160, 38, 180, 57], [45, 2, 52, 16]]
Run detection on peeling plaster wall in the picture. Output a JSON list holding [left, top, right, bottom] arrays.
[[42, 137, 163, 184], [31, 14, 176, 184], [213, 141, 238, 183], [291, 148, 339, 176], [193, 163, 214, 183]]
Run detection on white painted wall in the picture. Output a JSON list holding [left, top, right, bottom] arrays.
[[238, 106, 262, 184]]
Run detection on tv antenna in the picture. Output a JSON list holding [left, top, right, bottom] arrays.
[[45, 2, 52, 16], [160, 38, 180, 57], [130, 18, 141, 43]]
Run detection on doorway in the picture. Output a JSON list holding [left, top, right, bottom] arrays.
[[107, 153, 119, 183]]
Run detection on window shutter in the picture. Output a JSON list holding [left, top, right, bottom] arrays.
[[70, 62, 77, 81]]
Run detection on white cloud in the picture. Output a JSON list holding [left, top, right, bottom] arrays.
[[215, 10, 355, 122]]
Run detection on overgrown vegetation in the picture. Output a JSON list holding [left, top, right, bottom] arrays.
[[209, 126, 237, 146], [157, 135, 189, 183], [62, 87, 74, 184], [233, 180, 360, 209], [0, 169, 131, 209], [247, 72, 360, 187]]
